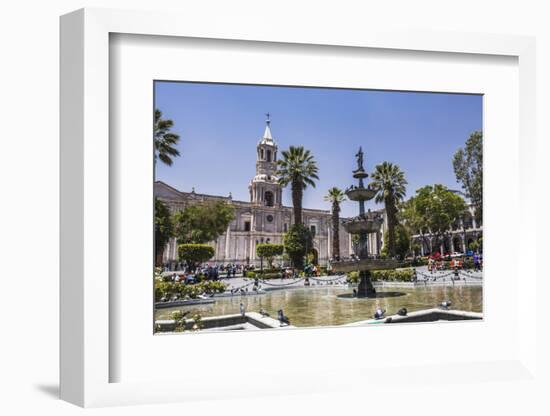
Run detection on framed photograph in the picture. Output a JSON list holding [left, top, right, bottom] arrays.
[[60, 8, 538, 408], [152, 81, 484, 332]]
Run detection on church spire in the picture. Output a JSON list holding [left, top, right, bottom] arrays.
[[250, 113, 281, 206], [261, 112, 273, 143]]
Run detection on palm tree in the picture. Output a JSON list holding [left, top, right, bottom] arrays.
[[276, 146, 319, 225], [324, 187, 346, 260], [154, 109, 180, 167], [370, 162, 407, 258], [155, 198, 173, 266]]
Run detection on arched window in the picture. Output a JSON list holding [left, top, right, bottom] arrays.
[[265, 191, 274, 207], [266, 149, 272, 162], [260, 149, 264, 160]]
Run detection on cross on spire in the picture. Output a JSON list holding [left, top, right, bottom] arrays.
[[265, 112, 271, 125]]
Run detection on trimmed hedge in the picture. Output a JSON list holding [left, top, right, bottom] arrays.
[[410, 257, 429, 266], [258, 272, 284, 279], [372, 268, 415, 282], [178, 244, 215, 264], [254, 268, 282, 274], [256, 244, 284, 268], [346, 268, 415, 283], [248, 270, 284, 279], [247, 268, 287, 279]]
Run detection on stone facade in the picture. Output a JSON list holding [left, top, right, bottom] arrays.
[[155, 117, 384, 267], [154, 118, 481, 265]]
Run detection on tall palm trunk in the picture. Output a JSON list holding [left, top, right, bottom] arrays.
[[155, 244, 164, 267], [292, 180, 303, 225], [371, 161, 407, 259], [331, 202, 341, 260], [386, 196, 397, 257]]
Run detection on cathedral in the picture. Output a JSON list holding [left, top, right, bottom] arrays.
[[155, 116, 385, 267]]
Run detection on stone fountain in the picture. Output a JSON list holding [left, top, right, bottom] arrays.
[[332, 147, 401, 297]]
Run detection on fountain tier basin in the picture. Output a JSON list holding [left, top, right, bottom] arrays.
[[341, 216, 383, 234], [345, 187, 377, 201], [352, 168, 368, 179]]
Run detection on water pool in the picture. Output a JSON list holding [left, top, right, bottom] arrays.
[[155, 285, 482, 327]]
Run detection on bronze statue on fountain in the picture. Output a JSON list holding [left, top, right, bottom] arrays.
[[332, 147, 401, 297]]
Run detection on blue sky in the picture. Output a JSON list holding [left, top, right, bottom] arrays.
[[155, 82, 482, 218]]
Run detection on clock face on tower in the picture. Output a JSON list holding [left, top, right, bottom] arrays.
[[266, 214, 274, 223]]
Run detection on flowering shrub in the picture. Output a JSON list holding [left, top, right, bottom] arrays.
[[154, 267, 163, 280], [155, 280, 227, 301], [171, 310, 187, 332]]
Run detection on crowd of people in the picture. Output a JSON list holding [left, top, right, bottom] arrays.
[[164, 262, 256, 275], [162, 263, 257, 283], [162, 251, 483, 286], [427, 252, 483, 274], [162, 261, 329, 284]]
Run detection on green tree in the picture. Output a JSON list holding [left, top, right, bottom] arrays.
[[411, 184, 467, 252], [323, 187, 346, 260], [381, 224, 410, 259], [283, 224, 313, 270], [399, 197, 431, 254], [469, 239, 480, 253], [178, 244, 215, 272], [173, 201, 235, 244], [277, 146, 319, 225], [256, 243, 284, 269], [370, 162, 408, 258], [155, 198, 173, 266], [154, 109, 181, 167], [453, 131, 482, 222]]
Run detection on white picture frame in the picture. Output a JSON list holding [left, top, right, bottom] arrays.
[[60, 7, 538, 408]]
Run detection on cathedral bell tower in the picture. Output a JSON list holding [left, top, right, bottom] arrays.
[[249, 114, 282, 207]]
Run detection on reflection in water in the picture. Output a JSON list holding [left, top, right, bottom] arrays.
[[155, 286, 483, 327], [337, 291, 406, 299]]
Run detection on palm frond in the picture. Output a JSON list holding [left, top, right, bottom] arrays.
[[154, 108, 181, 167]]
